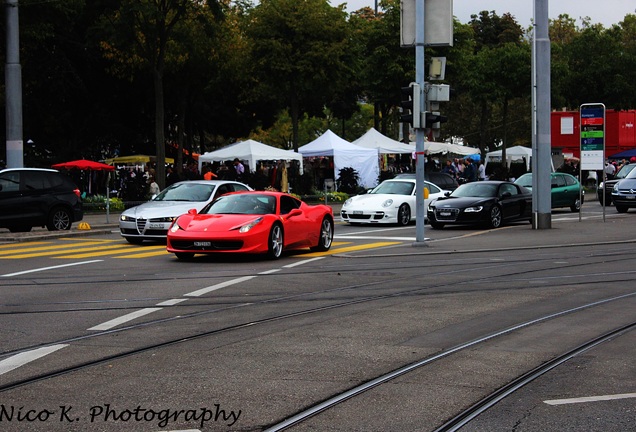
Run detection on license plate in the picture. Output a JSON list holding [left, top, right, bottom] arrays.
[[194, 241, 211, 247], [353, 210, 363, 215], [148, 223, 164, 228], [440, 212, 451, 216], [627, 196, 635, 200]]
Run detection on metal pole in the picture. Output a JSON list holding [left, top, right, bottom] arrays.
[[5, 0, 24, 168], [413, 0, 427, 245], [533, 0, 551, 229]]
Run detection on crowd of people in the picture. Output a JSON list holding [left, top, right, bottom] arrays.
[[440, 157, 487, 183]]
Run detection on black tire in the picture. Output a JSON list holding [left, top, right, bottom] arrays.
[[125, 237, 144, 245], [9, 225, 32, 233], [430, 221, 445, 230], [488, 205, 503, 228], [397, 203, 411, 226], [175, 252, 194, 261], [616, 205, 629, 213], [47, 207, 72, 231], [310, 217, 333, 252], [570, 196, 583, 212], [267, 223, 284, 259]]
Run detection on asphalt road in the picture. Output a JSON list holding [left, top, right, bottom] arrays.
[[0, 200, 634, 432]]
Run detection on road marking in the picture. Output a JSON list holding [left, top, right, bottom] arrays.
[[544, 393, 636, 405], [156, 299, 188, 306], [1, 260, 104, 277], [184, 276, 257, 297], [0, 344, 68, 375], [3, 243, 136, 259], [0, 241, 49, 249], [336, 235, 415, 241], [56, 245, 165, 259], [0, 240, 115, 257], [299, 241, 402, 257], [283, 257, 325, 268], [88, 308, 163, 331], [116, 250, 170, 258]]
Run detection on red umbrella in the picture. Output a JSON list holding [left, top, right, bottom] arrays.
[[52, 159, 115, 171]]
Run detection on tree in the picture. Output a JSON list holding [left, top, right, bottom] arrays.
[[245, 0, 353, 151]]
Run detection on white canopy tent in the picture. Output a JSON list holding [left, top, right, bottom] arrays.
[[298, 130, 379, 188], [484, 145, 553, 171], [412, 141, 480, 156], [198, 139, 303, 174], [352, 128, 415, 154]]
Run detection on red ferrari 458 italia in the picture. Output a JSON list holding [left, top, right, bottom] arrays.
[[167, 191, 334, 260]]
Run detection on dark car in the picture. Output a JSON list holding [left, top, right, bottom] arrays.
[[611, 167, 636, 213], [395, 172, 459, 191], [597, 163, 636, 204], [514, 172, 583, 212], [427, 180, 532, 229], [0, 168, 83, 232]]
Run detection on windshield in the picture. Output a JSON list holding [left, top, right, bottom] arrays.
[[618, 164, 636, 179], [515, 174, 532, 187], [153, 182, 216, 202], [202, 194, 276, 215], [450, 182, 498, 198], [371, 181, 414, 195]]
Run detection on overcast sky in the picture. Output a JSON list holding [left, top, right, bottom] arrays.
[[333, 0, 636, 27]]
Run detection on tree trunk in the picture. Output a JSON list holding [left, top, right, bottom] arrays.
[[154, 67, 166, 190]]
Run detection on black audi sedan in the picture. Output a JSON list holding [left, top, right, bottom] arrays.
[[427, 181, 532, 229]]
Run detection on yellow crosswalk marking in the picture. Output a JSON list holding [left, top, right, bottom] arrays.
[[298, 241, 402, 257], [116, 250, 170, 258], [0, 241, 49, 249], [0, 241, 122, 258], [55, 245, 166, 259]]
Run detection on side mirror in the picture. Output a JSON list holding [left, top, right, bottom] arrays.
[[287, 209, 303, 218], [444, 191, 451, 197], [187, 208, 197, 215], [500, 191, 512, 199]]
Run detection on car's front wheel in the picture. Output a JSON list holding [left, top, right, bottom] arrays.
[[430, 220, 445, 229], [397, 204, 411, 226], [616, 205, 629, 213], [175, 252, 194, 261], [488, 205, 503, 228], [47, 207, 72, 231], [310, 217, 333, 252], [125, 237, 144, 245], [570, 196, 583, 212], [267, 223, 284, 259]]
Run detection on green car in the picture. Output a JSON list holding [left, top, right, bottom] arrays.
[[514, 172, 584, 212]]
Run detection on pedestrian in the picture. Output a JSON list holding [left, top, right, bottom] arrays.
[[478, 161, 486, 180], [148, 176, 160, 197], [202, 165, 217, 180], [233, 158, 245, 178]]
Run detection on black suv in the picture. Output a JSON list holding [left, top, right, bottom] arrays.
[[0, 168, 83, 232], [395, 172, 459, 191]]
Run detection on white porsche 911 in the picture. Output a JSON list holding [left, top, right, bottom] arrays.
[[340, 178, 447, 226]]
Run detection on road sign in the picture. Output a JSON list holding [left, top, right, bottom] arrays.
[[580, 103, 605, 170]]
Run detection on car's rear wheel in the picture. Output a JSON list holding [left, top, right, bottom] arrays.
[[47, 207, 72, 231], [488, 205, 503, 228], [267, 223, 284, 259], [616, 205, 629, 213], [570, 196, 582, 212], [310, 217, 333, 252], [175, 252, 194, 261], [125, 237, 144, 245], [397, 203, 411, 226]]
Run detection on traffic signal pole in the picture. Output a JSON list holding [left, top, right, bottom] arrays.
[[413, 0, 427, 245]]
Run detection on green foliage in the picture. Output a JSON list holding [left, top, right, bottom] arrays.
[[336, 167, 362, 194], [83, 196, 124, 212]]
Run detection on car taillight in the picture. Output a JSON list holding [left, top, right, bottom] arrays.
[[73, 188, 81, 198]]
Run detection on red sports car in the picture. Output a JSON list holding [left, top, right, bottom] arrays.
[[167, 191, 334, 260]]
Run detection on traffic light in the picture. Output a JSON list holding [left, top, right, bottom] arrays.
[[399, 83, 421, 128], [424, 111, 448, 130]]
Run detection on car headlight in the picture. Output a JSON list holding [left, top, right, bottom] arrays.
[[120, 215, 133, 221], [344, 198, 352, 206], [381, 199, 393, 208], [169, 219, 183, 233], [239, 217, 263, 233], [464, 206, 483, 213], [613, 184, 619, 192]]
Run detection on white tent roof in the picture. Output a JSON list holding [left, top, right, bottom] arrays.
[[198, 139, 303, 173], [352, 128, 415, 154], [298, 130, 379, 188], [411, 141, 480, 156], [484, 145, 542, 171]]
